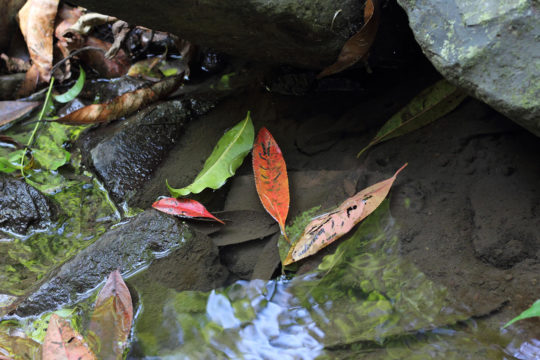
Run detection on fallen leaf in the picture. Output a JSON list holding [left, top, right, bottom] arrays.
[[53, 66, 86, 103], [18, 0, 59, 81], [358, 80, 466, 157], [318, 0, 380, 78], [0, 330, 41, 360], [284, 163, 407, 265], [42, 314, 95, 360], [87, 270, 133, 360], [76, 37, 131, 78], [0, 100, 40, 126], [167, 112, 254, 197], [54, 75, 182, 124], [152, 197, 225, 224], [252, 127, 290, 242], [504, 299, 540, 328]]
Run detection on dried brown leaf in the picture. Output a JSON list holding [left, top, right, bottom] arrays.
[[0, 100, 40, 126], [42, 314, 95, 360], [55, 75, 182, 124], [318, 0, 380, 78]]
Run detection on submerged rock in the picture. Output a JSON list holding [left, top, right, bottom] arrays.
[[15, 210, 227, 316], [0, 174, 55, 235], [67, 0, 365, 69], [397, 0, 540, 136]]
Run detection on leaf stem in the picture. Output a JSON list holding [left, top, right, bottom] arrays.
[[20, 77, 55, 178]]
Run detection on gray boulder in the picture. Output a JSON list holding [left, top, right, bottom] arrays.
[[15, 210, 228, 316], [67, 0, 365, 69], [397, 0, 540, 136], [0, 174, 55, 235]]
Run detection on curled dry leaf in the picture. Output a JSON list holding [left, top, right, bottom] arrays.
[[152, 197, 225, 224], [88, 270, 133, 360], [18, 0, 59, 82], [55, 75, 182, 124], [252, 127, 290, 242], [318, 0, 380, 78], [42, 314, 95, 360], [284, 163, 407, 265]]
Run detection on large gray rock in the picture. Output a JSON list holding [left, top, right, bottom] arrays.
[[68, 0, 365, 69], [15, 210, 228, 316], [0, 174, 55, 235], [397, 0, 540, 136]]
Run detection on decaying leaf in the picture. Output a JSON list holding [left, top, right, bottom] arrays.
[[358, 80, 466, 157], [0, 100, 40, 126], [76, 37, 131, 78], [152, 197, 225, 224], [318, 0, 380, 78], [42, 314, 95, 360], [167, 112, 254, 197], [252, 127, 290, 242], [0, 329, 41, 360], [284, 163, 407, 265], [54, 75, 182, 124], [18, 0, 59, 83], [87, 270, 133, 360]]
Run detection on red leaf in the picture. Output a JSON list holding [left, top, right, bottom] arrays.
[[42, 314, 95, 360], [284, 163, 407, 265], [318, 0, 380, 78], [152, 197, 225, 224], [252, 127, 290, 242], [87, 270, 133, 360], [54, 75, 182, 124]]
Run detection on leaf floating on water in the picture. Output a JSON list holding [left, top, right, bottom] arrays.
[[252, 127, 290, 242], [318, 0, 380, 78], [42, 314, 96, 360], [152, 197, 225, 224], [87, 270, 133, 360], [167, 112, 254, 197], [0, 101, 40, 127], [284, 163, 407, 265], [358, 80, 466, 157], [54, 75, 183, 124]]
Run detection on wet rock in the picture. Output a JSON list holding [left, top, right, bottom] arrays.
[[68, 0, 365, 69], [15, 209, 227, 316], [78, 100, 192, 204], [0, 174, 55, 235], [397, 0, 540, 136], [220, 237, 274, 280], [470, 177, 539, 269]]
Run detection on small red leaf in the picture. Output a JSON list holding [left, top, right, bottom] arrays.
[[252, 128, 290, 241], [42, 314, 95, 360], [88, 270, 133, 360], [152, 197, 225, 224]]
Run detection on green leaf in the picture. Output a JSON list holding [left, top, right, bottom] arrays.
[[53, 66, 86, 103], [167, 112, 254, 197], [503, 299, 540, 328], [357, 80, 466, 157], [33, 123, 71, 170]]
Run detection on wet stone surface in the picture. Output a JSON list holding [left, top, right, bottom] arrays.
[[15, 210, 227, 316], [0, 174, 55, 235]]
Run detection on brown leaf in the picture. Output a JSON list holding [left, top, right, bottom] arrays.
[[318, 0, 380, 78], [0, 100, 40, 126], [76, 37, 130, 78], [42, 314, 96, 360], [284, 163, 407, 265], [55, 75, 182, 124], [18, 0, 59, 82], [88, 270, 133, 360]]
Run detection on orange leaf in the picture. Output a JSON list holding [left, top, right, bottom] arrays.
[[317, 0, 380, 78], [253, 127, 290, 242], [55, 75, 182, 124], [42, 314, 95, 360], [284, 163, 407, 265], [18, 0, 59, 82], [87, 270, 133, 360]]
